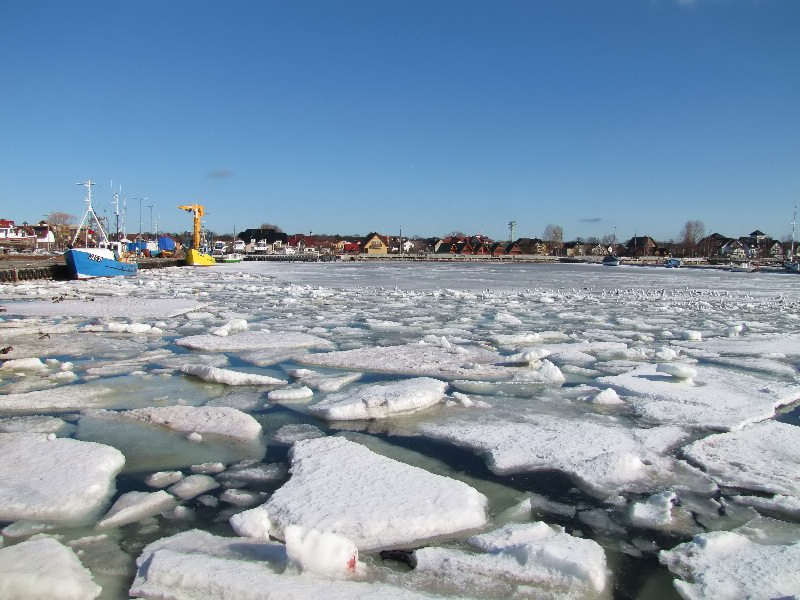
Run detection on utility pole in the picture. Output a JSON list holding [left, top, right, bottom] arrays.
[[148, 203, 154, 237], [508, 220, 516, 242]]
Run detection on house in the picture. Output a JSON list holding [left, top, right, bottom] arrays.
[[0, 219, 38, 251], [515, 238, 548, 255], [362, 233, 389, 255], [288, 234, 316, 253], [624, 236, 657, 257], [719, 238, 752, 260]]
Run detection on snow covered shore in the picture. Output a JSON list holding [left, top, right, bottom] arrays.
[[1, 261, 799, 599]]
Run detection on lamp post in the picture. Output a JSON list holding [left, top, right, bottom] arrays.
[[148, 203, 154, 237]]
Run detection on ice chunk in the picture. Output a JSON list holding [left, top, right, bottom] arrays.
[[272, 424, 326, 446], [2, 297, 201, 318], [96, 490, 178, 530], [308, 377, 448, 420], [130, 529, 428, 599], [267, 386, 314, 402], [592, 388, 623, 405], [1, 357, 47, 371], [0, 536, 101, 600], [660, 529, 800, 599], [287, 368, 363, 392], [656, 362, 697, 381], [600, 363, 800, 431], [145, 471, 184, 488], [0, 415, 74, 435], [264, 436, 488, 550], [416, 522, 608, 594], [180, 364, 286, 386], [0, 386, 111, 415], [296, 342, 520, 381], [0, 433, 124, 525], [176, 330, 334, 352], [681, 421, 800, 496], [229, 505, 273, 539], [97, 405, 263, 441], [168, 474, 220, 500], [420, 415, 709, 498], [285, 525, 359, 576], [210, 318, 248, 337]]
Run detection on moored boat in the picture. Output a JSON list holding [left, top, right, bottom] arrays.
[[218, 252, 243, 263], [602, 255, 621, 266], [665, 258, 682, 268], [64, 180, 138, 279]]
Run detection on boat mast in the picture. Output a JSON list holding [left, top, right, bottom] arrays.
[[72, 180, 109, 247], [791, 205, 797, 259]]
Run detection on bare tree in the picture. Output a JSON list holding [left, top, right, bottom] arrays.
[[679, 220, 705, 256], [46, 211, 75, 249], [259, 223, 284, 232], [543, 224, 563, 255]]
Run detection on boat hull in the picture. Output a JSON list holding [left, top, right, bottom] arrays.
[[65, 248, 138, 279], [218, 253, 243, 263], [602, 256, 621, 266], [185, 249, 216, 266]]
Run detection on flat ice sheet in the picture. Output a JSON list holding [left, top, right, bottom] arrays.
[[176, 330, 334, 352], [308, 377, 448, 420], [264, 436, 488, 550], [680, 420, 800, 496], [0, 432, 125, 525], [297, 342, 521, 380], [599, 363, 800, 431], [419, 414, 713, 498], [2, 297, 202, 318], [660, 526, 800, 599]]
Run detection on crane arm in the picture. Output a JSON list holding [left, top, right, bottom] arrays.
[[178, 204, 205, 249]]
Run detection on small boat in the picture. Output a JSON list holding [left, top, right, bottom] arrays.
[[664, 258, 682, 268], [64, 180, 138, 279], [728, 261, 757, 273], [233, 239, 246, 253], [218, 253, 244, 263], [602, 255, 621, 266], [178, 204, 216, 266], [211, 240, 227, 257]]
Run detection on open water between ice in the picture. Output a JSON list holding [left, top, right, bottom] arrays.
[[1, 260, 799, 599]]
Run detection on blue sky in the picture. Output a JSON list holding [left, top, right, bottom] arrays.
[[1, 1, 798, 243]]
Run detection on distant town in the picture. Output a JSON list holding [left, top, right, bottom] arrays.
[[0, 216, 795, 263]]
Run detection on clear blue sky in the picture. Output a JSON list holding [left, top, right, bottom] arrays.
[[1, 1, 798, 243]]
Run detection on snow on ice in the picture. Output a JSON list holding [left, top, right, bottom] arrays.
[[0, 432, 124, 525], [263, 436, 488, 550]]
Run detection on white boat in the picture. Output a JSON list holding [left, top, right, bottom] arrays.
[[218, 253, 243, 263], [602, 255, 620, 266], [253, 240, 268, 254], [211, 241, 228, 257], [729, 261, 757, 273], [233, 239, 246, 253], [64, 180, 138, 279]]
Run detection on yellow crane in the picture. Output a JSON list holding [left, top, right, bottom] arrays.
[[178, 204, 215, 266]]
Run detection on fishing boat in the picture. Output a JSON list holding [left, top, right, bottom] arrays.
[[64, 180, 138, 279], [218, 253, 243, 263], [178, 204, 216, 266]]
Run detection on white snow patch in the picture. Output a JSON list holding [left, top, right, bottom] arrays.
[[0, 433, 124, 525], [180, 364, 286, 386], [308, 377, 448, 420], [0, 536, 101, 600], [264, 436, 488, 551]]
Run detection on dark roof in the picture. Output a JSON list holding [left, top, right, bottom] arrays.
[[238, 228, 288, 244]]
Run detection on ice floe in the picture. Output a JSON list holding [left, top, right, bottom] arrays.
[[180, 364, 287, 386], [0, 536, 102, 600], [308, 377, 448, 420], [2, 297, 201, 319], [660, 520, 800, 599], [176, 329, 334, 352], [419, 414, 714, 498], [680, 420, 800, 496], [600, 363, 800, 431], [0, 432, 124, 525], [263, 436, 488, 550]]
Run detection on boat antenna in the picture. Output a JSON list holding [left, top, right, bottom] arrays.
[[72, 180, 109, 247], [111, 180, 121, 242]]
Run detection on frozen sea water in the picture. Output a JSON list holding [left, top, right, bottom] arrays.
[[1, 260, 799, 599]]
